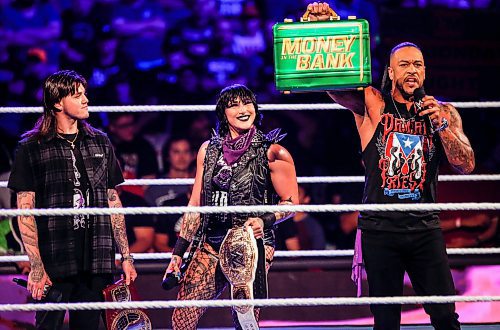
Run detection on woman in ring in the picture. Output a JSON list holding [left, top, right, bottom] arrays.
[[163, 84, 298, 329]]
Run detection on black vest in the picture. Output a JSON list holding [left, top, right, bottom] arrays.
[[359, 95, 443, 232], [202, 130, 278, 227]]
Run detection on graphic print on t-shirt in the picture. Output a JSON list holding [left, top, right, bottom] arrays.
[[212, 190, 228, 207], [376, 113, 435, 200], [120, 153, 139, 179], [70, 150, 90, 230]]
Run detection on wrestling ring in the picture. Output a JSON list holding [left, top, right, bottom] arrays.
[[0, 102, 499, 329]]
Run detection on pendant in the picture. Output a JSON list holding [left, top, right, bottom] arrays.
[[70, 143, 75, 149]]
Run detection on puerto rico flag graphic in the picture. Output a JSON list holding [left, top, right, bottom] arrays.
[[377, 114, 434, 200]]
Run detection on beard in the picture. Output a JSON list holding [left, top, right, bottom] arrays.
[[395, 80, 415, 101]]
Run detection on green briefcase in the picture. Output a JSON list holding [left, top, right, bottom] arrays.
[[273, 8, 372, 92]]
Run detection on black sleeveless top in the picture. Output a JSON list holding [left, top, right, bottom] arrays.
[[359, 95, 443, 232], [204, 153, 234, 249]]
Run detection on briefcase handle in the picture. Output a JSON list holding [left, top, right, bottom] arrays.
[[300, 7, 339, 22]]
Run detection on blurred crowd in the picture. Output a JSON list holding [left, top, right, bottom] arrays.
[[0, 0, 499, 263], [1, 0, 498, 108]]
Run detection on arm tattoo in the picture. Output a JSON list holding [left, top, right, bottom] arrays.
[[107, 189, 118, 202], [17, 191, 45, 282], [179, 212, 201, 242], [439, 104, 475, 174], [107, 189, 130, 256]]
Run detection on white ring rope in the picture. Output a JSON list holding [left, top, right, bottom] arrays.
[[1, 174, 499, 188], [2, 248, 500, 263], [1, 101, 499, 113], [116, 174, 500, 185], [0, 295, 499, 312], [0, 203, 498, 218]]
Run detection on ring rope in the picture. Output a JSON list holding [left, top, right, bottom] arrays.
[[116, 174, 500, 185], [1, 174, 499, 188], [1, 101, 499, 114], [2, 248, 499, 263], [0, 295, 498, 312], [0, 203, 498, 217]]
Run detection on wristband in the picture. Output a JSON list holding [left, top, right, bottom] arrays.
[[260, 212, 277, 229], [173, 237, 190, 257], [120, 254, 134, 264]]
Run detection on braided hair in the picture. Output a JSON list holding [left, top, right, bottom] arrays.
[[381, 42, 422, 96]]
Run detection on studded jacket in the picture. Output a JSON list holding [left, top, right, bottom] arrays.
[[201, 129, 286, 244]]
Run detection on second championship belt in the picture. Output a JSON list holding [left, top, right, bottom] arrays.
[[102, 279, 152, 330], [219, 226, 259, 329]]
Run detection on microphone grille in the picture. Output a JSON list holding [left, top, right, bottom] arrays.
[[413, 87, 426, 100]]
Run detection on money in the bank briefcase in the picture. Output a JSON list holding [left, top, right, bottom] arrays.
[[273, 9, 371, 92]]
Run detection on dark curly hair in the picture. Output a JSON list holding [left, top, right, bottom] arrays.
[[215, 84, 262, 137]]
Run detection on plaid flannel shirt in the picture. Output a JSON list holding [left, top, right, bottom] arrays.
[[8, 126, 124, 278]]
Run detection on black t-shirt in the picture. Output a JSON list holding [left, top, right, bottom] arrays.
[[65, 133, 93, 272], [119, 190, 155, 246], [0, 132, 15, 174], [274, 219, 298, 251], [114, 137, 159, 179], [154, 193, 189, 249]]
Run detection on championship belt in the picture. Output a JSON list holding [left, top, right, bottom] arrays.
[[273, 7, 371, 92], [219, 226, 259, 330], [102, 279, 152, 330]]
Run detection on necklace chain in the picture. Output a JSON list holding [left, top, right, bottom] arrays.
[[390, 95, 415, 122], [57, 130, 79, 149]]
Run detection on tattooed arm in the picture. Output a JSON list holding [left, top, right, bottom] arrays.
[[17, 191, 51, 300], [164, 141, 207, 277], [177, 141, 208, 243], [438, 103, 475, 174], [163, 211, 202, 279], [108, 188, 137, 284]]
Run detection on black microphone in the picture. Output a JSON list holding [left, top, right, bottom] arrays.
[[413, 87, 434, 135], [13, 278, 63, 302], [161, 262, 188, 290], [161, 273, 180, 291]]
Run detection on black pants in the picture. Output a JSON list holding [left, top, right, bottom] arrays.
[[35, 273, 113, 330], [362, 229, 460, 330]]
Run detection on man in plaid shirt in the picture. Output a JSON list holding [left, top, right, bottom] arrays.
[[8, 70, 137, 329]]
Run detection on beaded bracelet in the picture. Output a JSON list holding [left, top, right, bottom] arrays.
[[436, 118, 449, 132]]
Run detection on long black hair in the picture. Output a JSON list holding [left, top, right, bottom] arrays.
[[215, 84, 262, 137], [381, 42, 422, 96], [23, 70, 89, 140]]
